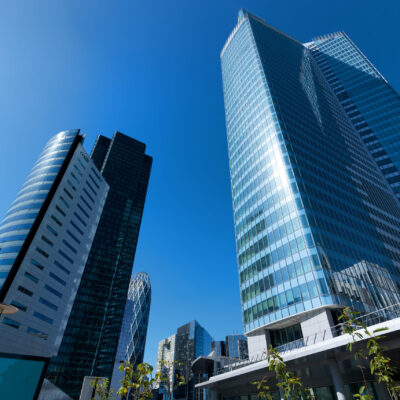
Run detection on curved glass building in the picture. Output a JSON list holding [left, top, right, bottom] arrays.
[[110, 272, 151, 392], [0, 130, 108, 358], [221, 9, 400, 356], [125, 272, 151, 366], [0, 130, 79, 290]]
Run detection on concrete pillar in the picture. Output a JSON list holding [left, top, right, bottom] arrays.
[[327, 359, 346, 400], [300, 309, 335, 345], [247, 331, 269, 359]]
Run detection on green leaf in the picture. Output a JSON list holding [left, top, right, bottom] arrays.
[[372, 327, 388, 334]]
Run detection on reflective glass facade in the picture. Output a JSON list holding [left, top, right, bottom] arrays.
[[117, 272, 151, 366], [211, 340, 226, 357], [306, 33, 400, 201], [156, 334, 177, 395], [225, 335, 248, 359], [0, 353, 48, 400], [0, 131, 78, 291], [47, 132, 152, 399], [221, 10, 400, 334], [174, 321, 212, 400], [110, 272, 151, 395]]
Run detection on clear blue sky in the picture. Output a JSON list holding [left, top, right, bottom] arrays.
[[0, 0, 399, 368]]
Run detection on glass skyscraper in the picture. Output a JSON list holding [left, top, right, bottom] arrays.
[[0, 130, 108, 358], [121, 272, 151, 367], [305, 33, 400, 201], [47, 131, 152, 399], [156, 320, 212, 400], [221, 9, 400, 356], [174, 321, 212, 400], [156, 334, 177, 397], [110, 272, 151, 393]]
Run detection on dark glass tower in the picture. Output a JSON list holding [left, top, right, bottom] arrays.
[[47, 131, 152, 399], [173, 321, 212, 400], [305, 33, 400, 201], [221, 9, 400, 356]]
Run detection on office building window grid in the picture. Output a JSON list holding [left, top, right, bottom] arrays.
[[306, 32, 400, 201], [222, 17, 325, 332], [221, 12, 400, 333], [47, 132, 152, 399], [0, 131, 78, 290], [0, 131, 108, 357], [121, 272, 151, 367]]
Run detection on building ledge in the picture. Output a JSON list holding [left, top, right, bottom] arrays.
[[196, 314, 400, 389]]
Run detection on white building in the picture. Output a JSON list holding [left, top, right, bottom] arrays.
[[0, 130, 109, 358], [156, 334, 177, 395]]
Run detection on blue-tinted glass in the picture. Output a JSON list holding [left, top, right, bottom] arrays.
[[221, 11, 400, 333], [0, 355, 46, 399], [307, 33, 400, 201]]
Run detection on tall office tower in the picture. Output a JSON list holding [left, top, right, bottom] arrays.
[[0, 130, 108, 358], [47, 132, 152, 399], [194, 10, 400, 400], [221, 9, 400, 358], [156, 334, 177, 395], [304, 33, 400, 201], [110, 272, 151, 392], [225, 335, 248, 359], [174, 321, 212, 400], [157, 321, 212, 400]]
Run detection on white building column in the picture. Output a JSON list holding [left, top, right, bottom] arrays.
[[300, 308, 335, 344], [247, 330, 269, 359], [327, 359, 346, 400]]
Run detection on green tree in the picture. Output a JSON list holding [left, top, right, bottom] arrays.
[[90, 377, 115, 400], [339, 307, 400, 400], [90, 361, 185, 400], [117, 361, 186, 400], [253, 346, 313, 400]]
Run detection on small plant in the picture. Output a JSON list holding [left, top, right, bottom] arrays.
[[117, 361, 186, 400], [352, 385, 373, 400], [339, 307, 400, 400], [117, 362, 158, 400], [90, 377, 115, 400], [156, 360, 186, 400], [89, 361, 185, 400], [253, 346, 313, 400], [253, 376, 273, 400]]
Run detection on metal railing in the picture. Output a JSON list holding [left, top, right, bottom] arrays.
[[215, 303, 400, 375]]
